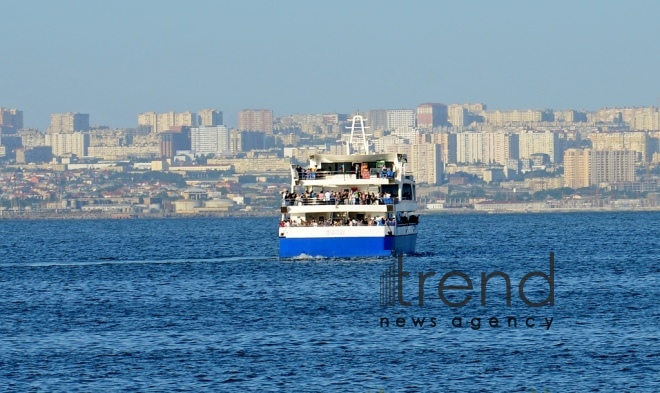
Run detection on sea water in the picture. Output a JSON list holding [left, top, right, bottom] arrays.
[[0, 213, 658, 391]]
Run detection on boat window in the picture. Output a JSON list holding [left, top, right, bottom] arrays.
[[340, 162, 351, 173], [402, 184, 413, 200], [381, 185, 397, 195]]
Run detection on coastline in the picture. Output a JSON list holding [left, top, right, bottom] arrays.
[[421, 206, 660, 214], [0, 210, 275, 221], [2, 206, 660, 220]]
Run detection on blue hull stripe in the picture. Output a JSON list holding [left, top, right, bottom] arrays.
[[279, 234, 417, 258]]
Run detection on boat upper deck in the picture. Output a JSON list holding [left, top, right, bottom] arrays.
[[292, 151, 413, 185], [293, 169, 404, 186]]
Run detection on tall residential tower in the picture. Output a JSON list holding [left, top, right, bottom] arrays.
[[238, 109, 273, 133], [416, 103, 448, 129], [48, 113, 89, 134]]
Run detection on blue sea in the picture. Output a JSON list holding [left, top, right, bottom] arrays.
[[1, 212, 659, 392]]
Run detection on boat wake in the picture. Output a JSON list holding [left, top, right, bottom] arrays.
[[0, 256, 278, 268], [287, 253, 327, 260]]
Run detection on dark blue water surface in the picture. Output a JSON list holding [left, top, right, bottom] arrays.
[[1, 213, 659, 392]]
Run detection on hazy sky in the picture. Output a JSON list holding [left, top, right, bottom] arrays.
[[2, 0, 659, 130]]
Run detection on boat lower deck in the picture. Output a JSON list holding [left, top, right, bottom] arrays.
[[278, 230, 417, 258]]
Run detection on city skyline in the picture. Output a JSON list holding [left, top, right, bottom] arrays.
[[2, 1, 659, 131], [3, 103, 660, 134]]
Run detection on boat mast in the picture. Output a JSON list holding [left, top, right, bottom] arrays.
[[346, 114, 371, 155]]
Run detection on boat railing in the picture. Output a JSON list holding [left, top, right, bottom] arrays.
[[282, 197, 398, 207], [279, 220, 417, 228], [294, 169, 396, 181], [279, 215, 419, 227]]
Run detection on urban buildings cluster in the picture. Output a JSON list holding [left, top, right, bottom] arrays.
[[1, 103, 660, 215]]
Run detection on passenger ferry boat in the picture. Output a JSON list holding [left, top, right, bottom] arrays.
[[278, 114, 418, 258]]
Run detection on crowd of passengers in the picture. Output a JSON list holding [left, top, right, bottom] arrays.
[[282, 190, 393, 206], [279, 213, 418, 227], [280, 216, 394, 227]]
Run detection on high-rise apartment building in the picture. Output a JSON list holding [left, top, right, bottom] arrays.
[[238, 110, 273, 133], [447, 105, 468, 127], [160, 126, 191, 158], [48, 113, 89, 134], [432, 130, 519, 165], [483, 132, 519, 165], [15, 146, 52, 164], [137, 112, 157, 133], [416, 103, 448, 129], [456, 132, 484, 164], [386, 109, 415, 130], [0, 108, 24, 133], [409, 143, 443, 184], [230, 130, 266, 153], [590, 150, 636, 186], [463, 103, 487, 112], [17, 129, 46, 148], [563, 148, 635, 188], [430, 132, 457, 164], [321, 113, 347, 124], [555, 110, 588, 123], [392, 126, 420, 142], [385, 143, 443, 184], [595, 107, 659, 129], [564, 149, 591, 189], [484, 110, 554, 126], [45, 132, 90, 157], [191, 126, 230, 156], [0, 136, 22, 158], [519, 130, 561, 163], [371, 135, 406, 153], [175, 112, 197, 128], [158, 112, 176, 132], [197, 109, 223, 127], [588, 132, 650, 162], [138, 111, 197, 134], [446, 103, 488, 126], [367, 110, 388, 130], [631, 111, 660, 130]]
